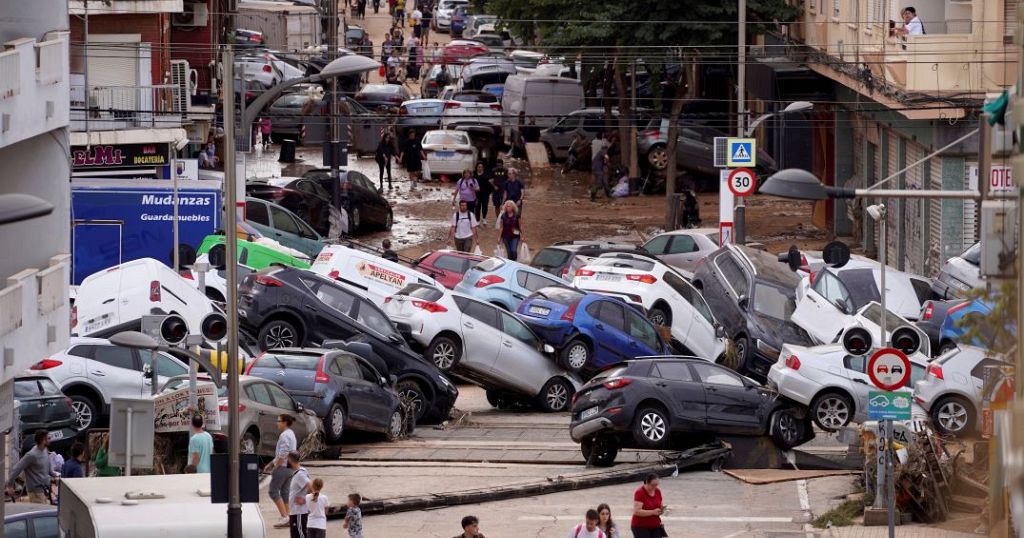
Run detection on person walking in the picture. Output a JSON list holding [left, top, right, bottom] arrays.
[[590, 143, 611, 201], [399, 129, 425, 182], [286, 452, 311, 538], [597, 503, 621, 538], [502, 167, 525, 213], [590, 130, 608, 158], [375, 131, 396, 190], [61, 443, 86, 479], [490, 159, 508, 217], [447, 200, 478, 253], [567, 509, 605, 538], [498, 201, 523, 261], [6, 430, 53, 504], [188, 414, 214, 473], [453, 515, 485, 538], [264, 414, 298, 528], [305, 478, 329, 538], [344, 493, 364, 538], [473, 162, 493, 224], [452, 169, 480, 216], [631, 473, 667, 538]]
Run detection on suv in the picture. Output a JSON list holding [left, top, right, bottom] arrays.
[[540, 108, 658, 162], [691, 245, 813, 379], [530, 241, 640, 280], [15, 376, 80, 453], [238, 266, 457, 423], [30, 337, 189, 430], [440, 90, 503, 136]]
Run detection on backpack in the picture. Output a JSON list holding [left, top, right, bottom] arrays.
[[574, 524, 604, 538]]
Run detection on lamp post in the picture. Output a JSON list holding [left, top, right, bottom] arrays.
[[744, 101, 814, 138], [108, 331, 225, 389], [760, 168, 982, 201]]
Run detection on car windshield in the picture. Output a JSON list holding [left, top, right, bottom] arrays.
[[961, 242, 981, 266], [475, 257, 506, 272], [424, 132, 469, 145], [533, 286, 584, 305], [752, 282, 795, 320], [362, 84, 401, 94], [254, 353, 320, 370], [397, 283, 444, 302], [588, 257, 655, 271], [14, 378, 61, 398], [273, 94, 309, 108], [531, 248, 571, 268]]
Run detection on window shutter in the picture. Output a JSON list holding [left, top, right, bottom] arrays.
[[1006, 0, 1018, 38]]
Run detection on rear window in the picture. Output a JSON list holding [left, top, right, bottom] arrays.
[[424, 132, 470, 145], [254, 353, 320, 371], [475, 257, 506, 272], [14, 378, 61, 398], [362, 84, 401, 94], [531, 248, 571, 268], [591, 366, 628, 382], [533, 286, 584, 305], [961, 242, 981, 265], [397, 283, 444, 302], [588, 257, 655, 272], [273, 94, 309, 108], [453, 92, 497, 103]]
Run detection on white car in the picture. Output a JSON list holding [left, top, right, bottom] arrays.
[[508, 50, 545, 74], [421, 130, 478, 179], [235, 53, 303, 88], [432, 0, 468, 31], [768, 342, 929, 430], [29, 337, 189, 430], [640, 228, 721, 272], [914, 345, 1006, 435], [72, 258, 217, 338], [382, 282, 582, 412], [931, 242, 982, 299], [440, 90, 503, 136], [310, 244, 441, 308], [791, 259, 932, 345], [572, 252, 728, 362]]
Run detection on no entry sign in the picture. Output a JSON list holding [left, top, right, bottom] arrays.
[[867, 348, 911, 391], [727, 168, 756, 197]]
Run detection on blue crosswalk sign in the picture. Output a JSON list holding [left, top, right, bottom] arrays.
[[726, 138, 756, 167]]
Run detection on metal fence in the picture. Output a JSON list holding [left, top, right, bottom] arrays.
[[70, 84, 184, 130]]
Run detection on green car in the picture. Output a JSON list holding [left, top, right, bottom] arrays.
[[193, 235, 311, 302]]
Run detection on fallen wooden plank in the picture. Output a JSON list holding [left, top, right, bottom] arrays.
[[723, 468, 859, 485]]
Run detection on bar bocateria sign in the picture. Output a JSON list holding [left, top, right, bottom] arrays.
[[71, 143, 169, 169]]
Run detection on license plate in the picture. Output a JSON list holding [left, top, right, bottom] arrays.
[[581, 407, 598, 420], [84, 317, 112, 333], [47, 430, 64, 441], [596, 274, 621, 282], [435, 151, 455, 158], [528, 306, 550, 316]]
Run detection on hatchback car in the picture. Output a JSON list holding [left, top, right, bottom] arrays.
[[530, 240, 640, 280], [15, 376, 80, 454], [440, 91, 502, 136], [915, 345, 1011, 436], [640, 229, 720, 272], [244, 197, 327, 259], [421, 64, 464, 98], [931, 242, 982, 299], [246, 348, 403, 442], [192, 234, 311, 302], [432, 0, 469, 31], [412, 249, 486, 289], [397, 99, 446, 140], [516, 287, 670, 373], [441, 40, 489, 63], [454, 257, 568, 311], [354, 83, 413, 110], [4, 503, 58, 538], [569, 358, 812, 466], [937, 298, 1014, 354], [301, 169, 394, 232]]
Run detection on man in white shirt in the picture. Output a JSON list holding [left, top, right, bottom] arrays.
[[447, 200, 479, 253], [893, 6, 924, 36], [286, 452, 311, 538], [263, 414, 298, 528]]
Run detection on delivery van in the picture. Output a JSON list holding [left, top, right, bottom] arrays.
[[501, 75, 584, 144], [310, 244, 441, 307]]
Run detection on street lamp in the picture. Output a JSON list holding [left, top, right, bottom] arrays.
[[761, 168, 982, 200], [108, 331, 224, 388], [744, 100, 814, 137]]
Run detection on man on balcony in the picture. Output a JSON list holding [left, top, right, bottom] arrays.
[[891, 7, 925, 37]]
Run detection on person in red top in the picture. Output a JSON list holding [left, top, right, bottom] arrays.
[[631, 474, 666, 538]]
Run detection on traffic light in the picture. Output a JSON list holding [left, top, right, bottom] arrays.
[[200, 312, 228, 342], [890, 326, 922, 356], [841, 326, 873, 356], [159, 314, 188, 345]]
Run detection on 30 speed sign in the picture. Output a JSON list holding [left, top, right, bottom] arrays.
[[727, 168, 757, 197]]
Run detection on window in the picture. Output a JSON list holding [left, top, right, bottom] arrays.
[[316, 285, 356, 315], [908, 363, 926, 388], [334, 355, 362, 379], [909, 278, 931, 305], [92, 346, 136, 370], [271, 207, 301, 235], [692, 362, 744, 387], [652, 362, 693, 382], [461, 299, 500, 328], [246, 201, 270, 226], [294, 216, 319, 240], [752, 283, 796, 320], [238, 247, 249, 266], [971, 358, 1005, 380], [832, 0, 840, 17], [433, 255, 468, 273], [551, 115, 580, 133], [627, 310, 660, 350], [532, 248, 572, 267], [667, 235, 698, 254], [245, 382, 274, 406], [664, 272, 715, 325], [641, 235, 670, 255], [267, 383, 297, 411], [355, 302, 399, 339], [357, 360, 381, 383], [141, 352, 188, 378], [516, 270, 528, 288], [596, 301, 627, 332], [816, 271, 850, 310], [714, 255, 749, 297], [32, 515, 58, 538], [844, 355, 867, 373], [582, 115, 605, 132], [524, 272, 562, 292], [4, 520, 27, 538], [14, 378, 62, 398], [500, 312, 538, 347], [352, 172, 375, 191]]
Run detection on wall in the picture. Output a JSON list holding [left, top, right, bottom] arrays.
[[69, 13, 169, 85], [170, 0, 218, 100]]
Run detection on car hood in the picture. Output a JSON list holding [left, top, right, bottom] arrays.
[[751, 314, 813, 348]]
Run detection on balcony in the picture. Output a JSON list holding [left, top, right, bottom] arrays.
[[0, 255, 70, 384], [0, 35, 70, 149], [70, 83, 185, 132]]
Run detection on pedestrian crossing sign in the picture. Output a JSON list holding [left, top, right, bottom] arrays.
[[726, 138, 756, 167]]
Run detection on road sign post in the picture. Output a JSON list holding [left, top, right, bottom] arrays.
[[865, 347, 910, 537], [727, 168, 757, 197]]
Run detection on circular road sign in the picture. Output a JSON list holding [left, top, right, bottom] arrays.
[[867, 347, 912, 391], [728, 168, 757, 197]]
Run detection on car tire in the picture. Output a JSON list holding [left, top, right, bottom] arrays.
[[771, 410, 807, 449], [350, 207, 361, 233], [485, 389, 502, 408], [385, 409, 403, 441], [325, 402, 346, 443], [396, 380, 428, 422], [69, 395, 98, 431], [938, 341, 958, 356], [241, 431, 258, 455], [258, 319, 300, 350], [647, 144, 669, 171], [538, 377, 573, 413], [733, 335, 751, 373], [632, 405, 669, 449], [427, 335, 461, 372], [931, 395, 974, 436], [810, 391, 853, 431], [560, 339, 590, 372], [581, 435, 619, 467], [648, 305, 671, 327], [384, 209, 394, 231]]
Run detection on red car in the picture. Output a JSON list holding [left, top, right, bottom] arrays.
[[442, 40, 490, 64], [413, 250, 485, 289]]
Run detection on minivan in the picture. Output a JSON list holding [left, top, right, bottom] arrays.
[[501, 75, 584, 144], [310, 245, 442, 308]]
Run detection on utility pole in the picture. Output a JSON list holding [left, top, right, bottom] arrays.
[[629, 57, 639, 180], [328, 0, 347, 224], [734, 0, 747, 244]]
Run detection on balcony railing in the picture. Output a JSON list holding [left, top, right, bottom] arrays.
[[70, 83, 185, 131], [0, 48, 20, 99], [35, 39, 64, 86]]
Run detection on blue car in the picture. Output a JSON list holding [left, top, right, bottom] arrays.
[[453, 257, 568, 311], [938, 298, 1012, 352], [451, 6, 468, 36], [515, 286, 670, 373]]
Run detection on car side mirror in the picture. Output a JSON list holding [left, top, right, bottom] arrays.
[[835, 298, 850, 314], [714, 324, 726, 338], [737, 295, 749, 311]]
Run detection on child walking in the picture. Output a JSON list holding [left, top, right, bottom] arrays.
[[344, 493, 364, 538], [304, 478, 328, 538]]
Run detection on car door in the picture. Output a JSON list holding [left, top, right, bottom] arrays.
[[245, 199, 274, 236], [354, 356, 394, 430], [495, 311, 549, 394], [624, 307, 664, 356], [547, 114, 581, 156], [30, 513, 59, 538], [648, 361, 706, 430], [663, 271, 719, 359], [353, 172, 387, 222], [792, 269, 852, 344], [453, 297, 504, 372], [305, 279, 360, 343], [266, 382, 309, 440], [332, 354, 374, 428], [662, 234, 703, 270], [87, 345, 144, 401], [244, 381, 283, 453], [268, 203, 305, 246], [690, 362, 764, 433], [587, 300, 633, 364], [287, 213, 324, 259]]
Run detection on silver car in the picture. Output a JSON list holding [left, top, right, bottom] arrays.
[[540, 107, 658, 162], [161, 375, 322, 456], [914, 345, 1006, 436], [931, 242, 982, 299], [640, 228, 720, 272]]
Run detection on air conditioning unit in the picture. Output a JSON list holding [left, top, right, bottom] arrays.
[[173, 3, 210, 27], [170, 60, 191, 118]]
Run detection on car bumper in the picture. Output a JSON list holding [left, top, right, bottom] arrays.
[[570, 417, 614, 442], [425, 156, 476, 176], [22, 426, 80, 454], [766, 364, 816, 406], [517, 318, 573, 347]]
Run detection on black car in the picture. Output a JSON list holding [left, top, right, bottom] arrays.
[[238, 266, 457, 423], [354, 83, 414, 110], [246, 177, 335, 237], [345, 26, 374, 57], [15, 376, 80, 454], [691, 244, 813, 379], [916, 299, 962, 357], [530, 241, 642, 280], [568, 358, 812, 466], [302, 169, 394, 232]]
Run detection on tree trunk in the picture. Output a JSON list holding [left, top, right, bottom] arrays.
[[613, 60, 631, 176], [664, 60, 697, 230]]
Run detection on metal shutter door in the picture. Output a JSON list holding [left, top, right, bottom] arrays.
[[928, 156, 944, 274], [86, 34, 141, 121], [964, 162, 978, 249], [886, 134, 900, 266], [904, 142, 926, 274], [1007, 0, 1018, 38]]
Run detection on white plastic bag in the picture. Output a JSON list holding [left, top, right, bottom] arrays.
[[472, 244, 482, 256], [519, 242, 531, 263], [493, 244, 504, 257], [421, 160, 431, 180], [494, 215, 501, 230]]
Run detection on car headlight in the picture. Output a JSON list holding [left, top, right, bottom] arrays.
[[755, 339, 781, 359], [438, 375, 453, 389]]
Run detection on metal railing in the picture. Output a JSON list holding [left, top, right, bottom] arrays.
[[70, 83, 184, 130]]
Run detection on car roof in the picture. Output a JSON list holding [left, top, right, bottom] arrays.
[[729, 244, 801, 286], [68, 336, 113, 347], [4, 502, 56, 518], [655, 228, 719, 237]]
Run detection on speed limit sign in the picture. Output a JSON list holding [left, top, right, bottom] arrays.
[[727, 168, 757, 197]]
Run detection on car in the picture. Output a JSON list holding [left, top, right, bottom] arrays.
[[916, 299, 964, 356], [421, 64, 464, 98], [454, 257, 568, 312], [345, 25, 373, 57], [471, 33, 508, 53], [462, 14, 497, 39], [767, 343, 929, 431], [572, 253, 728, 362], [382, 283, 582, 411], [301, 169, 394, 232], [441, 40, 490, 64], [637, 120, 777, 186], [508, 50, 545, 74], [161, 375, 321, 456], [936, 298, 1014, 354], [397, 99, 446, 140], [640, 229, 720, 272], [30, 337, 189, 430], [246, 348, 403, 442], [450, 5, 469, 36], [515, 287, 671, 373], [530, 241, 641, 280], [569, 358, 813, 466], [458, 58, 517, 93], [246, 177, 338, 238], [269, 92, 386, 151], [14, 376, 80, 454], [244, 198, 328, 259], [234, 54, 299, 88], [691, 245, 814, 379], [4, 503, 58, 538], [540, 107, 658, 162], [310, 244, 442, 308], [412, 249, 486, 289], [791, 260, 932, 345], [421, 130, 478, 179], [192, 234, 311, 302], [931, 242, 982, 299], [440, 90, 503, 137], [71, 258, 217, 339], [914, 345, 1010, 436], [354, 83, 414, 110], [432, 0, 469, 31], [237, 266, 458, 422]]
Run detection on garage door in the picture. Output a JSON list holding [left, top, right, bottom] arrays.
[[886, 133, 900, 267], [86, 34, 141, 117]]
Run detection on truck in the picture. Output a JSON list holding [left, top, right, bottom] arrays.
[[71, 178, 223, 284]]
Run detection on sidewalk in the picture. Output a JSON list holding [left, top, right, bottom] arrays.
[[824, 526, 981, 537]]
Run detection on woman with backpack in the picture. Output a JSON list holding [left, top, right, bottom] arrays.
[[451, 168, 480, 216]]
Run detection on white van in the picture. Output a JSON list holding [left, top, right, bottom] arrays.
[[310, 245, 441, 307], [501, 75, 584, 144], [72, 258, 216, 338]]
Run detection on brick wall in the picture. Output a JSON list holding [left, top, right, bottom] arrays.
[[170, 0, 219, 100], [69, 13, 170, 85]]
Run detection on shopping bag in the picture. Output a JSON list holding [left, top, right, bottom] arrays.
[[472, 244, 482, 256], [378, 65, 386, 78], [519, 242, 531, 263], [493, 244, 504, 258], [421, 160, 431, 180]]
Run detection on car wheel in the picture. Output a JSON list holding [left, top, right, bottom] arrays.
[[647, 145, 669, 171], [384, 209, 394, 231], [771, 410, 807, 449], [538, 377, 573, 413], [733, 335, 750, 373], [385, 409, 403, 441], [325, 403, 346, 443], [241, 431, 258, 455], [931, 395, 974, 436], [632, 406, 669, 449], [560, 339, 590, 372], [581, 435, 619, 467], [938, 341, 958, 355], [648, 305, 671, 327], [350, 207, 361, 233], [810, 392, 853, 431], [396, 380, 428, 421], [69, 395, 98, 431], [485, 389, 502, 408], [258, 319, 299, 350], [427, 335, 461, 372]]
